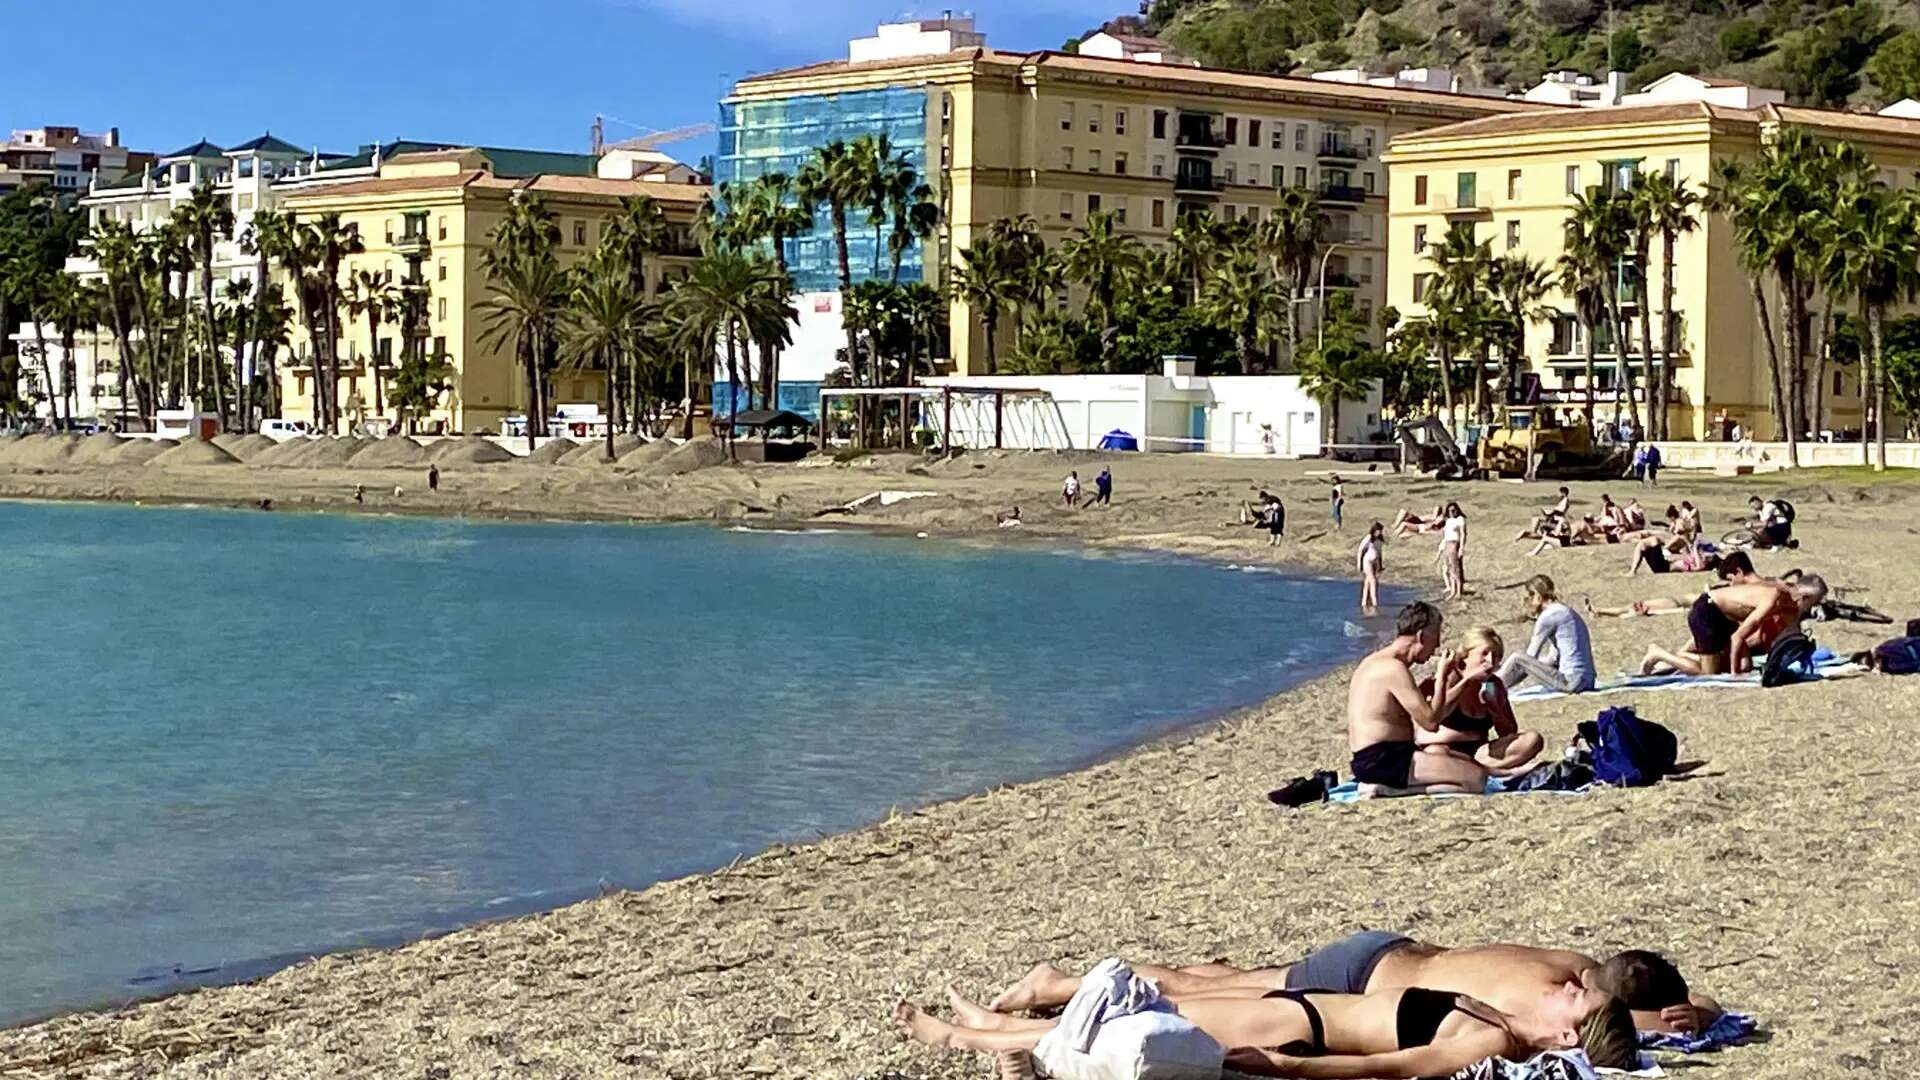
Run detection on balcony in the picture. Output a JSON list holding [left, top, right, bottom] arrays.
[[1431, 193, 1490, 218], [1174, 129, 1225, 153], [1318, 136, 1365, 162], [393, 231, 430, 256], [1174, 171, 1225, 195], [1318, 183, 1367, 204], [1320, 224, 1373, 244]]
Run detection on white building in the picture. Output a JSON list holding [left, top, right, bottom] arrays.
[[848, 16, 987, 63], [1621, 72, 1785, 109], [920, 361, 1380, 457], [0, 126, 151, 198], [1077, 30, 1194, 66], [1879, 98, 1920, 119], [7, 320, 116, 427], [1521, 70, 1628, 107]]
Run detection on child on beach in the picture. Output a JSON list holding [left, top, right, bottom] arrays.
[[1438, 502, 1467, 599], [1061, 471, 1080, 508], [1329, 473, 1346, 530], [1357, 522, 1385, 612]]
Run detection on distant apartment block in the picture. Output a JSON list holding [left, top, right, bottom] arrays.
[[0, 126, 153, 198]]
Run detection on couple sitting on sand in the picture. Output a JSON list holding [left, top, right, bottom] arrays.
[[896, 932, 1721, 1075], [1345, 587, 1592, 795]]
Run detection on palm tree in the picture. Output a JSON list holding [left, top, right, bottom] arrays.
[[601, 195, 673, 425], [1555, 224, 1607, 427], [1708, 159, 1797, 463], [45, 273, 102, 425], [1201, 247, 1280, 373], [1635, 172, 1699, 440], [1826, 183, 1920, 470], [664, 247, 796, 455], [1262, 186, 1324, 368], [170, 181, 235, 424], [950, 234, 1023, 374], [888, 180, 941, 286], [797, 141, 870, 385], [1425, 226, 1493, 424], [856, 134, 911, 279], [146, 219, 193, 409], [241, 209, 298, 429], [716, 178, 808, 410], [1058, 210, 1145, 360], [250, 281, 294, 421], [563, 245, 644, 461], [345, 268, 400, 422], [1168, 210, 1224, 305], [88, 219, 150, 427], [1489, 255, 1552, 407], [478, 255, 569, 452], [1298, 293, 1380, 443]]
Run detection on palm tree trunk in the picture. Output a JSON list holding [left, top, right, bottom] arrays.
[[60, 330, 79, 427], [30, 313, 58, 428], [1813, 298, 1833, 449], [1580, 304, 1598, 426], [1658, 230, 1679, 440], [1635, 250, 1657, 440], [522, 333, 538, 453], [605, 345, 618, 461], [1473, 341, 1491, 423], [1608, 289, 1640, 430], [723, 322, 739, 461], [1872, 302, 1889, 471], [107, 288, 133, 432], [368, 313, 384, 420], [1752, 278, 1795, 466], [1774, 271, 1802, 466], [1436, 336, 1456, 428], [983, 311, 999, 375]]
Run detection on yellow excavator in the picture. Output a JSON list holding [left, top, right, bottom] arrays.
[[1476, 405, 1623, 479]]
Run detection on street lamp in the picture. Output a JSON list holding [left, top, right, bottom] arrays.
[[1314, 241, 1349, 352]]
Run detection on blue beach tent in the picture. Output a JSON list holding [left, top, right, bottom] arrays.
[[1098, 429, 1140, 451]]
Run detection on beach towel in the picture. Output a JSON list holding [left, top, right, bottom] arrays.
[[1448, 1049, 1599, 1080], [1637, 1011, 1757, 1054], [1511, 653, 1855, 703], [1327, 774, 1592, 803], [1031, 958, 1223, 1080]]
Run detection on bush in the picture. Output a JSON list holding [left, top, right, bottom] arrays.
[[1868, 29, 1920, 102], [1535, 0, 1597, 28], [1720, 18, 1771, 62]]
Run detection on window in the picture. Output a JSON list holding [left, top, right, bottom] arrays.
[[1225, 163, 1237, 184], [237, 193, 254, 211], [1244, 205, 1261, 224], [1088, 194, 1102, 215], [1059, 193, 1074, 221], [1114, 153, 1128, 176], [1612, 161, 1636, 190], [237, 158, 255, 178], [434, 335, 446, 359], [1089, 105, 1102, 133], [1456, 172, 1477, 208], [573, 220, 586, 246], [1414, 224, 1428, 253], [1152, 199, 1166, 228], [1665, 158, 1680, 180], [1835, 370, 1845, 395], [1249, 119, 1263, 146], [1507, 169, 1521, 199], [1413, 273, 1433, 302], [1115, 199, 1128, 224], [1152, 110, 1168, 140], [437, 216, 448, 240], [941, 93, 953, 123], [1506, 220, 1520, 249], [1295, 125, 1308, 151], [1115, 108, 1128, 135], [1223, 205, 1236, 223], [1294, 166, 1307, 186], [437, 298, 447, 320], [1363, 171, 1376, 194], [1565, 164, 1580, 194], [1271, 123, 1285, 150], [1089, 149, 1102, 173], [1061, 103, 1075, 131], [1362, 128, 1377, 156], [1152, 154, 1166, 178], [385, 219, 395, 243], [1272, 165, 1285, 188], [1360, 256, 1374, 283], [1064, 147, 1075, 170], [1414, 175, 1428, 205], [437, 259, 447, 282]]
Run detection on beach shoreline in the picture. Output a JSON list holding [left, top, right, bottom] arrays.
[[2, 447, 1918, 1078]]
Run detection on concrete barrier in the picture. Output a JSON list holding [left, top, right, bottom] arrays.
[[1649, 441, 1920, 471]]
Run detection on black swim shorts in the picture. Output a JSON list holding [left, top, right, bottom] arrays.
[[1644, 545, 1671, 574], [1284, 930, 1415, 993], [1350, 740, 1416, 787], [1688, 592, 1737, 655]]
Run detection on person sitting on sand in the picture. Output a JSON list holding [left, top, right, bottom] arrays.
[[992, 937, 1717, 1039], [1629, 535, 1722, 576], [1541, 486, 1572, 521], [1744, 495, 1796, 549], [1497, 575, 1596, 695], [1597, 494, 1622, 531], [1621, 498, 1649, 532], [893, 977, 1636, 1078], [1414, 627, 1543, 777], [1392, 504, 1446, 538], [1525, 515, 1603, 558], [995, 505, 1022, 528], [1356, 523, 1385, 612], [1239, 489, 1283, 525], [1348, 602, 1492, 794], [1641, 572, 1825, 676]]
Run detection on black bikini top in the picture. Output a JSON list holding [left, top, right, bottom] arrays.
[[1397, 987, 1471, 1049], [1440, 707, 1494, 737]]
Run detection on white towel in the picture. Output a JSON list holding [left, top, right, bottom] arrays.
[[1032, 958, 1223, 1080]]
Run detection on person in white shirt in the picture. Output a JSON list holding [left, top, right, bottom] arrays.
[[1061, 471, 1080, 508], [1437, 502, 1467, 600], [1356, 522, 1386, 612]]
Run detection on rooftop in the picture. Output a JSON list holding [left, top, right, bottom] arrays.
[[1386, 99, 1920, 147], [163, 139, 226, 160], [226, 133, 307, 156]]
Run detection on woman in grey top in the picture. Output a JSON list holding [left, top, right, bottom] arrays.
[[1497, 575, 1596, 693]]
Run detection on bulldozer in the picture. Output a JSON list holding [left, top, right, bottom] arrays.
[[1475, 405, 1623, 479]]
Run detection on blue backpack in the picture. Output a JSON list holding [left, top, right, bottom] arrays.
[[1578, 707, 1677, 788]]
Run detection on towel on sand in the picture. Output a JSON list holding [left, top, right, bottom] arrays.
[[1638, 1012, 1757, 1053], [1448, 1048, 1668, 1079], [1328, 775, 1589, 803], [1032, 958, 1222, 1080], [1511, 655, 1855, 702]]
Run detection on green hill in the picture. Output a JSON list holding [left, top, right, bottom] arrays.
[[1108, 0, 1920, 108]]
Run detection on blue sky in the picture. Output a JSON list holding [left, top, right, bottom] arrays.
[[5, 0, 1117, 162]]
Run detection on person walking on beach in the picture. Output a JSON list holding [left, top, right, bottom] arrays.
[[1642, 442, 1661, 487], [427, 464, 440, 493], [1437, 502, 1467, 600], [1356, 521, 1385, 612], [1086, 467, 1112, 507], [1061, 471, 1080, 508], [1329, 473, 1347, 530]]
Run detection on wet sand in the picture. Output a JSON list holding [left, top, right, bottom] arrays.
[[1, 443, 1917, 1078]]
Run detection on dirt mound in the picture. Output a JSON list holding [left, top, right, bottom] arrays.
[[522, 439, 578, 465], [427, 438, 515, 465], [613, 438, 677, 471], [68, 432, 128, 465], [6, 434, 81, 468], [115, 438, 177, 465], [255, 437, 366, 468], [559, 434, 644, 466], [150, 439, 240, 466], [650, 436, 730, 476], [350, 437, 431, 467], [221, 434, 281, 462]]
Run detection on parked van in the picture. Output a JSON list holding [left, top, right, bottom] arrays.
[[260, 418, 314, 442]]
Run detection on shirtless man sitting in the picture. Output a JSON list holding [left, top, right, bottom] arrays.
[[1641, 572, 1826, 676], [990, 933, 1723, 1037], [1348, 602, 1493, 794]]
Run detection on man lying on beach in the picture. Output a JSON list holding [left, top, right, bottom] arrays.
[[895, 976, 1636, 1077], [1413, 626, 1544, 777], [1348, 602, 1494, 794], [1628, 535, 1722, 576], [990, 934, 1720, 1037], [1641, 572, 1826, 676], [1587, 552, 1757, 618]]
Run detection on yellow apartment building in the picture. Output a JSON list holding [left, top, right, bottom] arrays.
[[278, 148, 707, 434], [1382, 101, 1920, 440], [720, 19, 1546, 381]]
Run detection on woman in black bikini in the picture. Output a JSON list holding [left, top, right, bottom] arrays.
[[892, 979, 1632, 1077], [1413, 626, 1544, 778]]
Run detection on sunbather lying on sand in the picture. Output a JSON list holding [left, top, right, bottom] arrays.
[[1392, 504, 1447, 537], [1628, 536, 1722, 576], [1641, 573, 1826, 676], [991, 933, 1720, 1037], [894, 977, 1637, 1077], [1587, 553, 1758, 617]]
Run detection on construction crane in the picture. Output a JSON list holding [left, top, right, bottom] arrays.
[[590, 115, 715, 155]]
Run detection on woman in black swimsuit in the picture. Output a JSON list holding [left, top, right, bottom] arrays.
[[892, 980, 1634, 1077], [1413, 627, 1544, 779]]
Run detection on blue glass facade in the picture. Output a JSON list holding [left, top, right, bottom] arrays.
[[716, 87, 931, 293], [714, 381, 824, 421]]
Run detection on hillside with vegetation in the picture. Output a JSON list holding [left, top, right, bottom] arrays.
[[1114, 0, 1920, 107]]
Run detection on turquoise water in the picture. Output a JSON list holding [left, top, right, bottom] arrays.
[[0, 502, 1385, 1025]]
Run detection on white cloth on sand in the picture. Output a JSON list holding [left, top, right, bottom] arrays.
[[1032, 958, 1223, 1080]]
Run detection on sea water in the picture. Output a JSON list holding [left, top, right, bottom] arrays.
[[0, 502, 1389, 1025]]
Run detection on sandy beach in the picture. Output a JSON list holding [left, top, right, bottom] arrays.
[[1, 435, 1917, 1079]]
